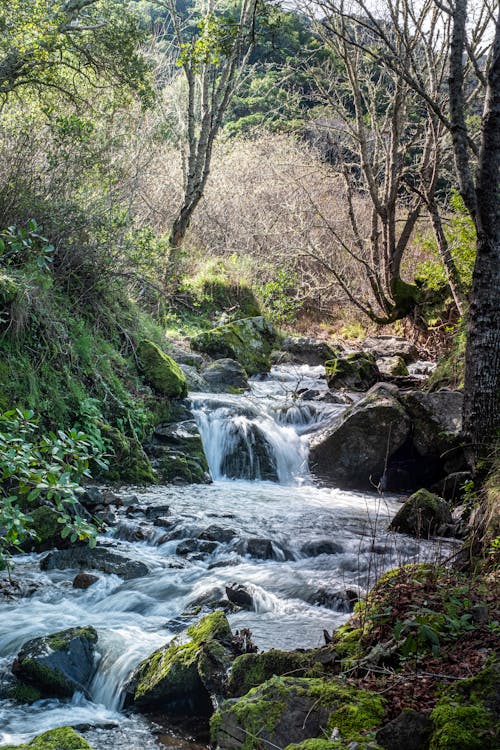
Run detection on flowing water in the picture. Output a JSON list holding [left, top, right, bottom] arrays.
[[0, 365, 453, 747]]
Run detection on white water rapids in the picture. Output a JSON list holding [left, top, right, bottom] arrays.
[[0, 365, 454, 747]]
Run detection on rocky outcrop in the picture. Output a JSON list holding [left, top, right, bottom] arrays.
[[125, 611, 235, 716], [190, 317, 279, 376], [147, 419, 210, 484], [362, 336, 418, 362], [12, 627, 98, 698], [40, 546, 149, 580], [137, 339, 187, 398], [309, 384, 411, 489], [211, 676, 385, 750], [326, 352, 380, 391], [202, 359, 249, 393], [0, 727, 93, 750], [388, 489, 453, 537]]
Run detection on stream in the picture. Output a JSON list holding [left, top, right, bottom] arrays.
[[0, 365, 453, 747]]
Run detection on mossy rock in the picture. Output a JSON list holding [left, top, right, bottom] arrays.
[[429, 658, 500, 750], [125, 611, 234, 716], [190, 316, 279, 376], [286, 741, 382, 750], [100, 423, 156, 484], [0, 272, 19, 305], [227, 648, 332, 698], [325, 352, 380, 391], [12, 626, 98, 698], [0, 727, 92, 750], [211, 675, 385, 750], [138, 339, 187, 398], [388, 489, 452, 537], [151, 420, 210, 484]]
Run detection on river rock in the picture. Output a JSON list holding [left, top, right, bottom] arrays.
[[148, 419, 210, 484], [388, 489, 453, 537], [198, 525, 237, 543], [376, 709, 432, 750], [225, 583, 254, 609], [72, 573, 99, 589], [137, 339, 187, 398], [125, 611, 235, 716], [237, 537, 284, 560], [220, 423, 278, 481], [12, 627, 98, 698], [401, 389, 463, 455], [176, 539, 218, 557], [201, 359, 249, 393], [376, 356, 409, 377], [325, 352, 380, 391], [180, 364, 210, 392], [279, 337, 339, 365], [212, 676, 385, 750], [0, 727, 93, 750], [362, 336, 418, 362], [309, 384, 411, 489], [300, 540, 344, 557], [40, 546, 150, 580], [190, 316, 279, 375]]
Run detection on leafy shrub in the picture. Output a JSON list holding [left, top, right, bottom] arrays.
[[258, 269, 302, 325], [0, 409, 108, 569]]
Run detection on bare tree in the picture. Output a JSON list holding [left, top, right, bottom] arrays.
[[157, 0, 259, 258]]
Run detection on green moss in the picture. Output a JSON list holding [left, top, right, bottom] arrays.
[[186, 610, 232, 643], [388, 490, 452, 536], [227, 649, 323, 697], [137, 339, 187, 398], [430, 659, 500, 750], [7, 683, 42, 704], [191, 316, 279, 375], [325, 352, 379, 391], [0, 727, 92, 750], [100, 423, 156, 484]]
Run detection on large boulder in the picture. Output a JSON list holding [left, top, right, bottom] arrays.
[[125, 611, 235, 716], [0, 727, 93, 750], [137, 339, 187, 398], [402, 390, 463, 456], [12, 627, 98, 698], [220, 422, 278, 481], [377, 356, 409, 377], [202, 359, 249, 393], [211, 676, 385, 750], [326, 352, 380, 391], [40, 546, 149, 580], [190, 317, 279, 375], [148, 419, 210, 484], [362, 336, 418, 363], [309, 384, 411, 489], [277, 337, 339, 366], [388, 489, 453, 537], [179, 364, 210, 392]]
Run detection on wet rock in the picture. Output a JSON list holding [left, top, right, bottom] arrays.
[[212, 676, 385, 750], [12, 626, 98, 698], [402, 390, 463, 456], [153, 516, 176, 528], [0, 578, 40, 600], [298, 388, 348, 404], [190, 316, 279, 376], [72, 573, 99, 589], [312, 587, 359, 612], [0, 727, 93, 750], [388, 489, 453, 537], [198, 525, 237, 543], [279, 337, 339, 366], [40, 546, 150, 580], [237, 537, 286, 560], [125, 611, 235, 716], [362, 336, 418, 362], [225, 583, 254, 609], [309, 383, 411, 490], [201, 359, 249, 393], [325, 352, 380, 392], [148, 420, 210, 485], [221, 423, 278, 482], [208, 557, 241, 570], [176, 539, 218, 556], [376, 356, 409, 377], [145, 504, 171, 518], [300, 540, 343, 557]]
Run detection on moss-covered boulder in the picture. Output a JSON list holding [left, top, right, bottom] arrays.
[[148, 419, 210, 484], [190, 317, 279, 375], [125, 611, 235, 716], [138, 339, 187, 398], [326, 352, 380, 391], [429, 658, 500, 750], [0, 727, 92, 750], [211, 676, 385, 750], [226, 648, 335, 698], [309, 384, 411, 489], [12, 627, 98, 698], [388, 489, 452, 537]]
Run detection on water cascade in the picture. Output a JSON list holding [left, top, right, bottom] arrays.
[[0, 365, 455, 749]]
